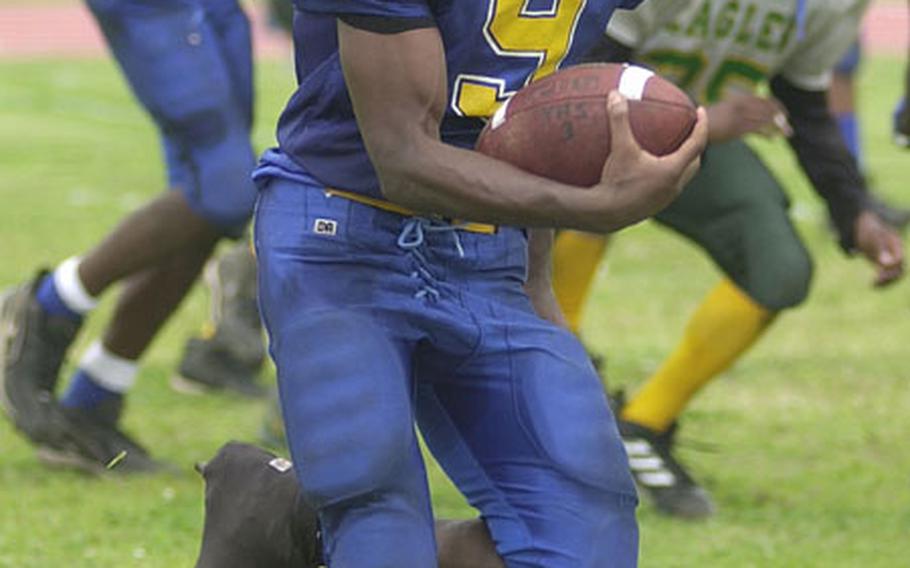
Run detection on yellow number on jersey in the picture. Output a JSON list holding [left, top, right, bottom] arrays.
[[453, 0, 587, 118]]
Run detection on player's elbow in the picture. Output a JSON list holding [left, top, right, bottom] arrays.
[[371, 139, 433, 209]]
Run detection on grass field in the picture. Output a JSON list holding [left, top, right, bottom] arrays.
[[2, 55, 910, 567]]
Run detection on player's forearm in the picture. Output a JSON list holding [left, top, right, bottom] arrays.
[[770, 75, 869, 250], [375, 139, 636, 232], [341, 21, 688, 233], [339, 22, 623, 231]]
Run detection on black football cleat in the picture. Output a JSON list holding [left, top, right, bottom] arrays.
[[37, 397, 166, 475], [0, 273, 80, 446], [173, 337, 266, 398], [200, 242, 265, 367], [173, 243, 266, 398], [195, 442, 322, 568], [618, 418, 715, 520]]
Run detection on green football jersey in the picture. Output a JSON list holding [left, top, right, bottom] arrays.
[[607, 0, 868, 102]]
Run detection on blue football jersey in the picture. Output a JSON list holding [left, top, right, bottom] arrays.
[[260, 0, 643, 198]]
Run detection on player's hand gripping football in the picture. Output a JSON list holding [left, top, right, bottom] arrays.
[[854, 209, 905, 287], [594, 91, 708, 229], [706, 93, 792, 143]]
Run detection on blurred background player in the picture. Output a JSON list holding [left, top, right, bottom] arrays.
[[552, 0, 905, 519], [892, 0, 910, 148], [172, 240, 266, 398], [173, 0, 298, 400], [831, 42, 867, 168], [554, 31, 910, 346], [828, 40, 910, 227], [0, 0, 257, 473]]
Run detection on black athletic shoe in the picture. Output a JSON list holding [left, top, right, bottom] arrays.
[[173, 244, 265, 397], [617, 418, 715, 519], [37, 398, 165, 475], [173, 338, 266, 398], [195, 442, 322, 568], [0, 273, 80, 445], [203, 243, 265, 367]]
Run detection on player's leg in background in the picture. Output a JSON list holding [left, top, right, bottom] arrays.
[[172, 0, 267, 397], [550, 230, 613, 378], [435, 519, 503, 568], [254, 177, 440, 566], [174, 240, 266, 398], [614, 139, 811, 518], [1, 0, 257, 473], [552, 230, 611, 337], [830, 41, 865, 167]]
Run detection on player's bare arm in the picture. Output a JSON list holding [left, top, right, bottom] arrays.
[[338, 20, 709, 233], [770, 75, 904, 286]]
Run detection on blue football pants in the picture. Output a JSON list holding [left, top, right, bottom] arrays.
[[255, 175, 640, 567], [834, 40, 861, 76], [84, 0, 256, 236]]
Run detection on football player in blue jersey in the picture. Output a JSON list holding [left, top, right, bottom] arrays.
[[251, 1, 708, 565], [0, 0, 257, 473]]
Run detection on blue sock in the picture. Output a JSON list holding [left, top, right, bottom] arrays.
[[36, 275, 82, 322], [835, 112, 863, 168], [60, 369, 121, 410]]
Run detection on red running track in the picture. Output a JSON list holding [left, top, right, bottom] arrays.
[[0, 3, 290, 59], [0, 2, 906, 60]]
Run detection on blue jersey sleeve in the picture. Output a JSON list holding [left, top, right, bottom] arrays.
[[300, 0, 432, 19]]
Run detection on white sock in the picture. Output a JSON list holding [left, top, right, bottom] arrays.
[[53, 257, 98, 315], [80, 341, 138, 393]]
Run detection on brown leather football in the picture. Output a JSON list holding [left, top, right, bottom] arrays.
[[475, 63, 697, 188]]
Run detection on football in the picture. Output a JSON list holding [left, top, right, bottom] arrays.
[[475, 63, 697, 187]]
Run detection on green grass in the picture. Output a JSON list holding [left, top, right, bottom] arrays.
[[2, 56, 910, 567]]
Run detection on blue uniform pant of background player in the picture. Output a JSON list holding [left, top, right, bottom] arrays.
[[85, 0, 256, 236], [834, 41, 862, 76], [833, 40, 863, 163], [255, 175, 639, 568]]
